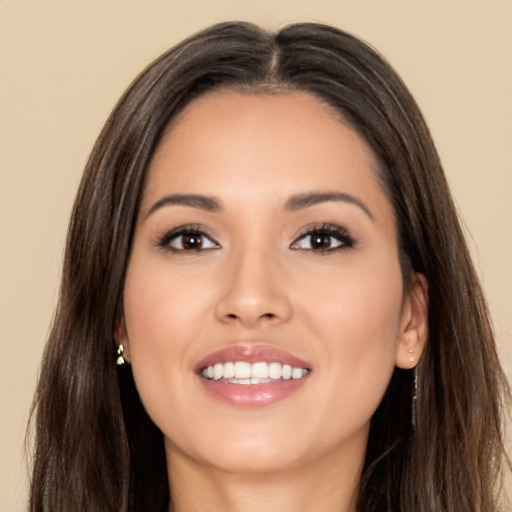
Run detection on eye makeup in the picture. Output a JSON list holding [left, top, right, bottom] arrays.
[[153, 220, 356, 256], [155, 223, 220, 253], [291, 223, 356, 254]]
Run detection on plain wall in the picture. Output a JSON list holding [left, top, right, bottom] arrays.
[[1, 1, 510, 510]]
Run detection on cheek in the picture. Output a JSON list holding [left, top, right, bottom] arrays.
[[300, 255, 403, 343], [121, 256, 212, 420], [295, 256, 403, 416], [123, 252, 214, 346]]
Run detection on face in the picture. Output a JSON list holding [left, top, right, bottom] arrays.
[[116, 91, 427, 477]]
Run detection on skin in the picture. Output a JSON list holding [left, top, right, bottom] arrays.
[[115, 91, 428, 512]]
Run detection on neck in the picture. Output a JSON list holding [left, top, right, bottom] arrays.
[[166, 445, 363, 512]]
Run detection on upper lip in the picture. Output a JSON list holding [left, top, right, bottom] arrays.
[[194, 344, 311, 371]]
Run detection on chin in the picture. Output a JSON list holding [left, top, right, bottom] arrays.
[[164, 414, 371, 478]]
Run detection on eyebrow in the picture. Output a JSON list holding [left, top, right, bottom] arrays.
[[285, 191, 374, 219], [144, 190, 373, 220], [144, 194, 222, 219]]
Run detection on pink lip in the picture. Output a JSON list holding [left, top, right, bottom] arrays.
[[195, 344, 312, 408]]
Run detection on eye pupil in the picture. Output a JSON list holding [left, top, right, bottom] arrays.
[[311, 234, 331, 249], [182, 234, 202, 250]]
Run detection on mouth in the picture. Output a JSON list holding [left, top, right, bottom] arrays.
[[195, 345, 312, 407]]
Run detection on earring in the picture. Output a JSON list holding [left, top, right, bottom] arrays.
[[411, 367, 418, 431], [408, 347, 415, 364], [116, 344, 127, 366]]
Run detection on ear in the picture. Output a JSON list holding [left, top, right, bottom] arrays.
[[114, 315, 131, 363], [395, 273, 428, 369]]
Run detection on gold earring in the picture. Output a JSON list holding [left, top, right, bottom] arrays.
[[116, 344, 126, 365]]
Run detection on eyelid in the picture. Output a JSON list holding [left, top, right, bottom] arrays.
[[290, 223, 355, 252], [155, 224, 220, 251]]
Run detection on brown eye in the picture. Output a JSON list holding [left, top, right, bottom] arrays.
[[295, 232, 342, 251], [158, 228, 219, 252], [169, 232, 218, 251], [291, 225, 354, 253], [180, 234, 203, 250], [310, 234, 334, 249]]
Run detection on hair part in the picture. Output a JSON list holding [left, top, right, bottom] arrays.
[[29, 21, 510, 512]]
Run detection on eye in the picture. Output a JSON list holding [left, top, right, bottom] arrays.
[[157, 226, 220, 252], [291, 224, 354, 252]]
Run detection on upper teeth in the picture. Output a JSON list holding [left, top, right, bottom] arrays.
[[201, 361, 308, 382]]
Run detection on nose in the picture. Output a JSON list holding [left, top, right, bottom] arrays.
[[214, 250, 293, 328]]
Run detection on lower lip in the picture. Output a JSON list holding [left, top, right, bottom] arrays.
[[198, 376, 309, 407]]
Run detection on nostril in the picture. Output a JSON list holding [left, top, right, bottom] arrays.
[[224, 312, 275, 322]]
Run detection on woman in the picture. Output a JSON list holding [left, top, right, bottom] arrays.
[[29, 21, 510, 511]]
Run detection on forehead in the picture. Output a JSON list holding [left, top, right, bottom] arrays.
[[142, 90, 392, 223]]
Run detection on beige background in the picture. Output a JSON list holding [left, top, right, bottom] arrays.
[[1, 1, 511, 510]]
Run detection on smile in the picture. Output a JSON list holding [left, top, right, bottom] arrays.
[[195, 345, 312, 407], [200, 361, 309, 383]]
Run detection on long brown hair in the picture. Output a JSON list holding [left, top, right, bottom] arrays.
[[29, 22, 510, 511]]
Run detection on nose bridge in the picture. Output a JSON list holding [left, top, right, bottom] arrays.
[[215, 243, 292, 326]]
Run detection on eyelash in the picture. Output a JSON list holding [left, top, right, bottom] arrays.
[[155, 223, 355, 254], [291, 223, 355, 253], [156, 224, 220, 252]]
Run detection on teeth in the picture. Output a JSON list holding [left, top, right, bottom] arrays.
[[227, 378, 272, 384], [251, 362, 268, 379], [200, 361, 309, 383], [268, 362, 282, 379], [213, 363, 224, 381], [223, 361, 235, 379], [292, 367, 304, 379], [234, 361, 251, 379]]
